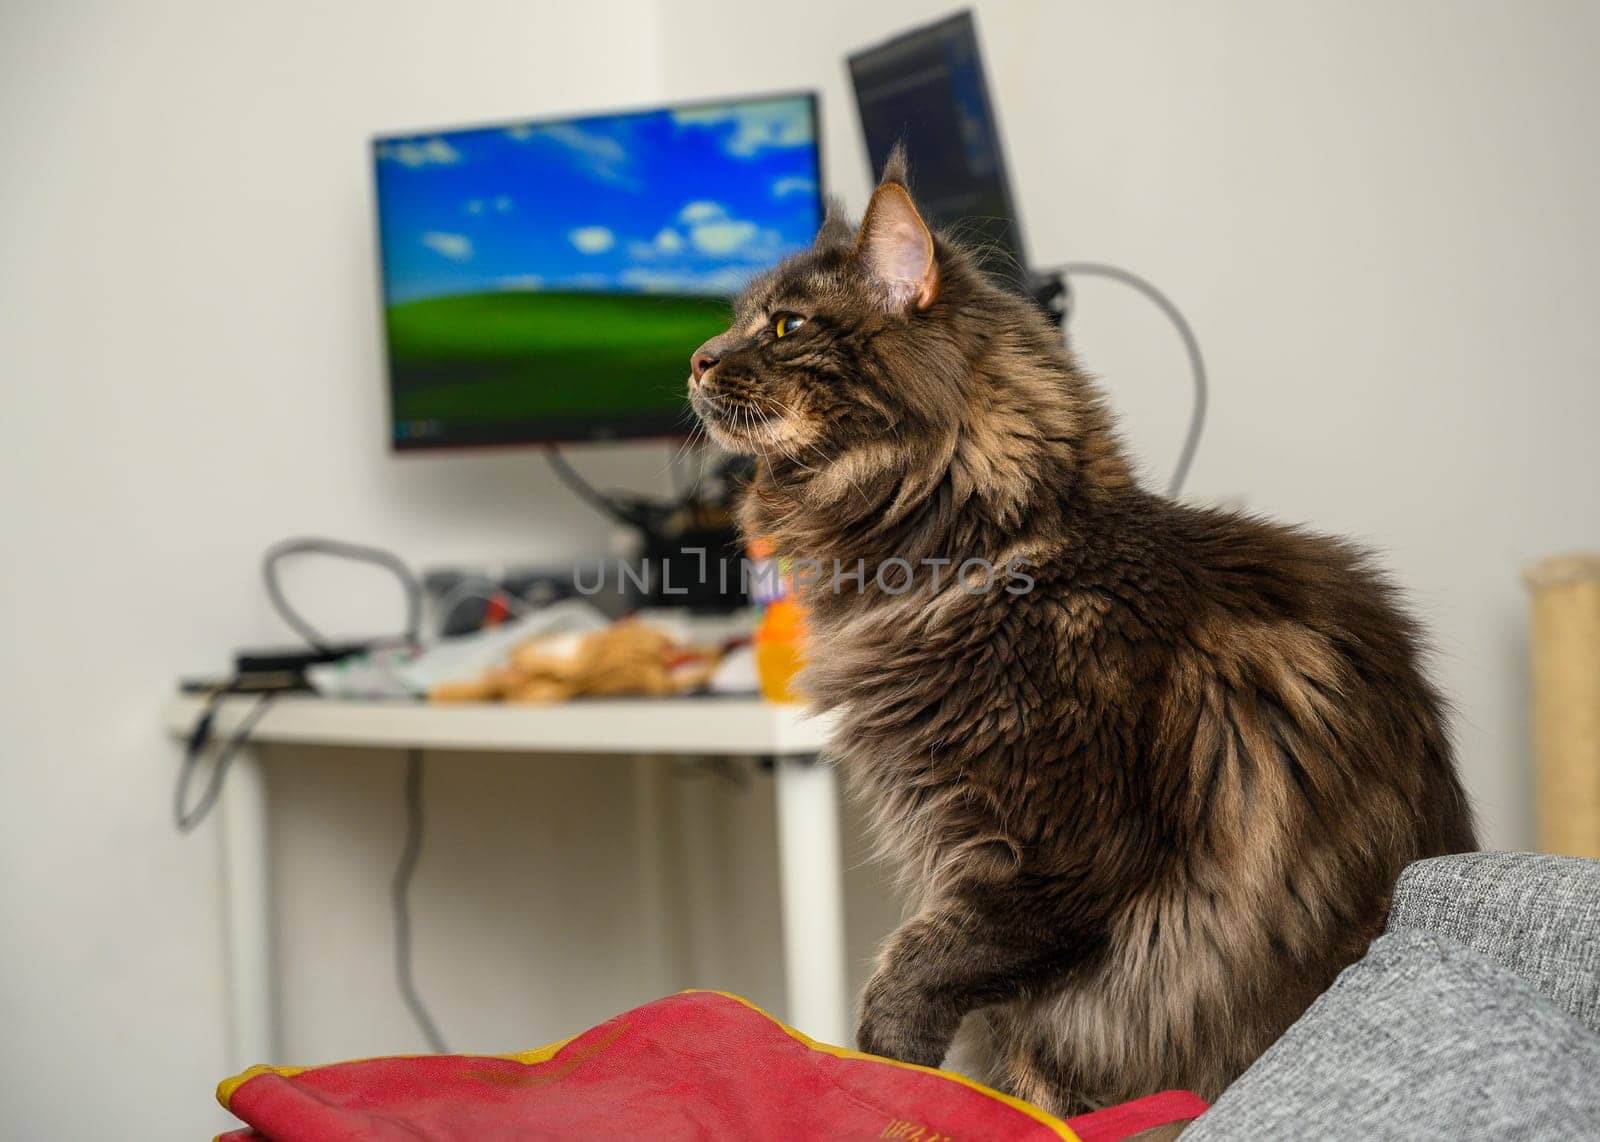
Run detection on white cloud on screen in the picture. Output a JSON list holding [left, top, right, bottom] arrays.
[[689, 220, 759, 256], [614, 199, 798, 269], [421, 231, 473, 261], [677, 200, 727, 225], [569, 226, 616, 254], [507, 121, 633, 185], [628, 228, 685, 260], [575, 197, 806, 294], [466, 196, 514, 216], [620, 267, 748, 295], [671, 98, 813, 158], [772, 175, 816, 198], [379, 137, 461, 168]]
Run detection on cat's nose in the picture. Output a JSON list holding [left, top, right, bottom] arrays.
[[690, 340, 721, 384]]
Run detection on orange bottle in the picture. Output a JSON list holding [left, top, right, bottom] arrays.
[[754, 596, 808, 703], [746, 537, 808, 703]]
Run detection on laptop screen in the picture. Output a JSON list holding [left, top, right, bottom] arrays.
[[849, 11, 1030, 292]]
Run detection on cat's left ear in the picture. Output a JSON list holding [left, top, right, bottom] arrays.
[[855, 176, 939, 311]]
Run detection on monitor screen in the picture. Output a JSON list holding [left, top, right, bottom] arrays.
[[373, 93, 823, 449], [848, 12, 1028, 290]]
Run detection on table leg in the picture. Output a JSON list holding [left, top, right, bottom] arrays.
[[772, 754, 850, 1047], [219, 744, 278, 1069]]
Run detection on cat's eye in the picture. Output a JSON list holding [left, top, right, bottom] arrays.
[[773, 313, 807, 338]]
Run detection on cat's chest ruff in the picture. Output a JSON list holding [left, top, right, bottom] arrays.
[[809, 584, 1000, 685], [814, 575, 1110, 670], [811, 579, 1130, 791]]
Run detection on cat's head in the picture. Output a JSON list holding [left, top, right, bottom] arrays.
[[686, 147, 1061, 480]]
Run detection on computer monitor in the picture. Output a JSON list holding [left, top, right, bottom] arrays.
[[373, 93, 823, 450], [848, 12, 1030, 290]]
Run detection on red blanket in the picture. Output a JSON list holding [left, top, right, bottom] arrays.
[[217, 991, 1205, 1140]]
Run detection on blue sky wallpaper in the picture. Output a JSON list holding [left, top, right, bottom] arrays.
[[374, 96, 822, 304]]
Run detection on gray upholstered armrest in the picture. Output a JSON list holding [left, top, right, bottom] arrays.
[[1186, 929, 1600, 1140], [1388, 851, 1600, 1033]]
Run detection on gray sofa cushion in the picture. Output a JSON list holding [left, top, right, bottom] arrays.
[[1388, 852, 1600, 1034], [1185, 929, 1600, 1141]]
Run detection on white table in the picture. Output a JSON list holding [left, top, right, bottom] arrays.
[[163, 694, 843, 1069]]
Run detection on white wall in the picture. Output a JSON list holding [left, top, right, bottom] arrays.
[[657, 0, 1600, 848], [3, 1, 1597, 1137], [0, 3, 678, 1137]]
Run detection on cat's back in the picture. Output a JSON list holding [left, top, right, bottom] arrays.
[[1109, 492, 1476, 852], [1073, 493, 1436, 683], [1108, 493, 1404, 631], [1040, 490, 1474, 863]]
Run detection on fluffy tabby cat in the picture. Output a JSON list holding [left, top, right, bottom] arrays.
[[687, 149, 1476, 1120]]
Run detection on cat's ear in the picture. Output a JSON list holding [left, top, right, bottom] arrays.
[[856, 148, 939, 311], [816, 195, 856, 246], [880, 140, 911, 188]]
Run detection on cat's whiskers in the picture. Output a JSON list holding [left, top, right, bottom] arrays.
[[749, 391, 875, 510], [740, 398, 799, 484], [660, 413, 710, 495]]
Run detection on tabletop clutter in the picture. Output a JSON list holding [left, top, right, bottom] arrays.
[[306, 538, 809, 704], [430, 619, 725, 703], [422, 536, 809, 705]]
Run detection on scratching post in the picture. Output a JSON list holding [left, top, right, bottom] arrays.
[[1525, 554, 1600, 858]]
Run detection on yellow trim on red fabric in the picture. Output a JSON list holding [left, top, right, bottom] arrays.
[[217, 1061, 311, 1107], [683, 990, 1081, 1141], [501, 1034, 576, 1065], [215, 1038, 575, 1112], [216, 994, 1078, 1142]]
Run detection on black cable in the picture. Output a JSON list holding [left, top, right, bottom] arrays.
[[392, 748, 450, 1053], [177, 536, 423, 825], [544, 446, 639, 527], [262, 537, 424, 652], [178, 539, 451, 1054], [173, 689, 276, 833], [1054, 262, 1209, 498], [178, 539, 422, 835]]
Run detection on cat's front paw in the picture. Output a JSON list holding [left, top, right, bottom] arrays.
[[856, 977, 955, 1068]]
